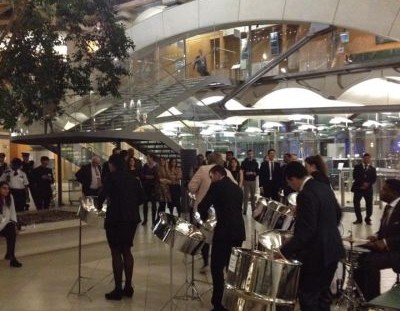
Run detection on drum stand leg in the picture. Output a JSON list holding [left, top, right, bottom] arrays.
[[335, 243, 365, 311], [173, 254, 203, 303]]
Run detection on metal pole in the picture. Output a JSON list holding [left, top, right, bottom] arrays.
[[57, 143, 63, 206]]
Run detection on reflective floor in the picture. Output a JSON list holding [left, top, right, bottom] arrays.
[[0, 199, 396, 311]]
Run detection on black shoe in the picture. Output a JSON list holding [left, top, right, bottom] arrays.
[[353, 220, 362, 224], [10, 258, 22, 268], [211, 307, 228, 311], [141, 220, 147, 226], [365, 219, 372, 225], [105, 289, 123, 300], [4, 253, 11, 260], [123, 285, 134, 298]]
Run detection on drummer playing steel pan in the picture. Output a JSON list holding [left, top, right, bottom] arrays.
[[277, 161, 345, 311], [354, 179, 400, 301], [198, 165, 246, 311]]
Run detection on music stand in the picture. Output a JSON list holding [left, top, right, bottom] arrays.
[[68, 197, 110, 298], [67, 206, 90, 298]]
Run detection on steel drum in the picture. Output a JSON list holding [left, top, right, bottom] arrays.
[[153, 212, 205, 255], [257, 230, 293, 253], [225, 247, 301, 305], [253, 199, 294, 231], [78, 196, 106, 227], [223, 284, 295, 311], [343, 245, 370, 268], [194, 207, 217, 244]]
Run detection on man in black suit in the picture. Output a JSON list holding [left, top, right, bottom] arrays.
[[351, 153, 377, 225], [198, 165, 246, 311], [259, 148, 281, 201], [75, 156, 102, 197], [279, 161, 345, 311], [31, 156, 54, 210], [354, 179, 400, 301], [97, 154, 143, 300]]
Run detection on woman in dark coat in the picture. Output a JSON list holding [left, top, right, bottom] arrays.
[[98, 154, 143, 300]]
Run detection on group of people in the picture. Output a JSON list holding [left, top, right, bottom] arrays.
[[75, 148, 183, 229], [0, 152, 54, 269], [191, 150, 400, 311], [0, 152, 54, 212]]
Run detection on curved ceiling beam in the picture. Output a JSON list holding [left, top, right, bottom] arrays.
[[127, 0, 400, 53]]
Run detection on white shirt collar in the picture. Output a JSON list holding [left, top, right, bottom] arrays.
[[389, 197, 400, 208], [300, 176, 313, 191]]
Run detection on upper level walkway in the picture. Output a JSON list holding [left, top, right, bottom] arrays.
[[127, 0, 400, 53]]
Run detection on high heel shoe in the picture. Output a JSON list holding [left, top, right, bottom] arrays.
[[10, 258, 22, 268], [105, 289, 122, 300], [123, 286, 134, 298]]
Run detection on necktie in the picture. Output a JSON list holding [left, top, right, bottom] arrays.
[[382, 204, 392, 226]]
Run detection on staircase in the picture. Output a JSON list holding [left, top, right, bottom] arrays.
[[70, 75, 230, 132]]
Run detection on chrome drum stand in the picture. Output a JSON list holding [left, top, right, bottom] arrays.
[[336, 234, 366, 311]]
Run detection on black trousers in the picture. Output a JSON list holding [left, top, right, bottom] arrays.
[[354, 251, 392, 301], [10, 188, 26, 212], [169, 184, 181, 216], [353, 190, 373, 221], [298, 261, 338, 311], [35, 188, 52, 210], [0, 222, 17, 259], [262, 183, 280, 201], [211, 239, 243, 310]]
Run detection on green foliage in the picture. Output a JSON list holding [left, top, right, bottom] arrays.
[[0, 0, 135, 129]]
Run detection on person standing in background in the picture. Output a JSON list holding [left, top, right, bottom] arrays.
[[227, 157, 242, 185], [304, 155, 331, 186], [32, 156, 54, 210], [240, 149, 259, 215], [141, 154, 159, 227], [0, 153, 8, 176], [193, 49, 209, 76], [168, 158, 182, 217], [75, 156, 103, 197], [259, 149, 281, 201], [351, 153, 377, 225], [21, 153, 34, 210], [0, 158, 29, 213]]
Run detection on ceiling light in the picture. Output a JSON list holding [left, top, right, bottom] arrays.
[[362, 120, 381, 127], [329, 117, 353, 124]]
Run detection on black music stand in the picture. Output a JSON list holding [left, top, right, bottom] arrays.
[[68, 200, 110, 298]]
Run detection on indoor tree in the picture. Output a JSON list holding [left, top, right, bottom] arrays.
[[0, 0, 134, 130]]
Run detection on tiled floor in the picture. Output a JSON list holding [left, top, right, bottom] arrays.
[[0, 200, 397, 311]]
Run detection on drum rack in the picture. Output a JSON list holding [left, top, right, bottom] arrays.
[[335, 231, 366, 311], [159, 235, 205, 311]]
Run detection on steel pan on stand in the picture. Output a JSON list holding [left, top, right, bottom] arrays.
[[194, 207, 217, 244], [153, 212, 205, 255], [257, 230, 293, 253], [225, 247, 301, 304], [153, 212, 207, 310], [253, 199, 294, 231]]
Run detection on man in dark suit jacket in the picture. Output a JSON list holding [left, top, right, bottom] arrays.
[[351, 153, 377, 225], [280, 161, 345, 311], [259, 148, 281, 201], [97, 154, 143, 300], [75, 156, 102, 197], [198, 165, 246, 311], [355, 179, 400, 301]]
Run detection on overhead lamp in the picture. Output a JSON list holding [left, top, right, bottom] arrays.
[[244, 126, 262, 133], [262, 121, 283, 129], [329, 117, 353, 125], [362, 120, 381, 127], [298, 124, 317, 131], [288, 114, 314, 121]]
